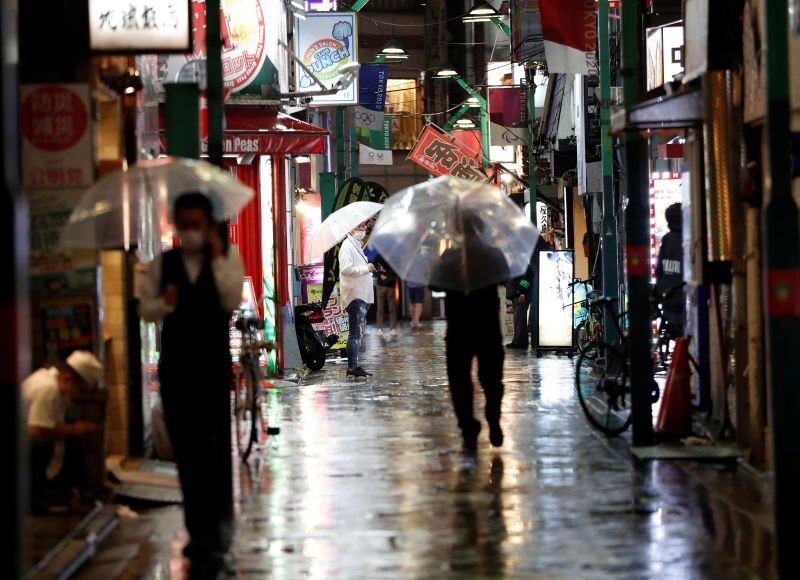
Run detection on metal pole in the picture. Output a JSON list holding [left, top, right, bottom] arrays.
[[336, 106, 346, 190], [0, 1, 25, 575], [764, 0, 800, 574], [622, 0, 653, 445], [206, 0, 223, 168], [527, 69, 537, 211], [350, 123, 359, 178], [599, 0, 620, 348]]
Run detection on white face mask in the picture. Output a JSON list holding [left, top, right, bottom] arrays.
[[352, 230, 366, 241], [178, 230, 205, 252]]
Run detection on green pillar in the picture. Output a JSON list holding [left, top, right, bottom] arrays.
[[527, 70, 537, 214], [444, 104, 470, 131], [622, 0, 653, 445], [598, 0, 620, 349], [336, 106, 346, 190], [764, 0, 800, 574], [320, 171, 336, 220], [165, 83, 200, 159], [206, 0, 223, 168]]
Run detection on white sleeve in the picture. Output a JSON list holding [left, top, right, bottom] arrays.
[[212, 249, 244, 312], [339, 242, 370, 277], [139, 256, 174, 322], [27, 387, 62, 429]]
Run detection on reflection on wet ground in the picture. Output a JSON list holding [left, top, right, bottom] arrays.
[[75, 321, 774, 579]]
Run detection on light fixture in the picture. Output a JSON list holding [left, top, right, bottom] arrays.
[[434, 63, 459, 78], [455, 118, 476, 128], [462, 1, 501, 23], [466, 97, 481, 108], [379, 38, 409, 60], [118, 67, 143, 95], [294, 155, 311, 163]]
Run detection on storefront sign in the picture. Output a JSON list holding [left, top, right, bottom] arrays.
[[21, 84, 93, 189], [538, 250, 574, 348], [89, 0, 192, 52], [294, 12, 358, 105], [407, 124, 486, 181], [540, 0, 597, 75]]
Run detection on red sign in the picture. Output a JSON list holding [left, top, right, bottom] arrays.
[[626, 245, 649, 277], [767, 268, 800, 318], [407, 125, 486, 181], [21, 84, 92, 189]]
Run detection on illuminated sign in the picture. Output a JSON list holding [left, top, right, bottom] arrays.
[[89, 0, 191, 52]]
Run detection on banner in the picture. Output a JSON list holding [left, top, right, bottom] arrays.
[[295, 12, 358, 105], [356, 64, 393, 165], [540, 0, 597, 75], [407, 124, 486, 181], [488, 87, 529, 146]]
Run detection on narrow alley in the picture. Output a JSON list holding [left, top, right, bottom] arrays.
[[76, 324, 773, 579]]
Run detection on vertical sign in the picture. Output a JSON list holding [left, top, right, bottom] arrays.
[[356, 64, 393, 165], [295, 12, 358, 105]]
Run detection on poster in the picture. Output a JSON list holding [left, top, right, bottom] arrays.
[[407, 124, 486, 181], [294, 12, 358, 105], [41, 301, 96, 363], [538, 250, 574, 348], [21, 84, 93, 189], [298, 265, 348, 351]]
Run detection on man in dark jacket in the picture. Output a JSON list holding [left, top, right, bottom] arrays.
[[655, 202, 685, 336], [505, 264, 534, 349]]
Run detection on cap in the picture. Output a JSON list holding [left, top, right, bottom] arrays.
[[66, 351, 104, 388]]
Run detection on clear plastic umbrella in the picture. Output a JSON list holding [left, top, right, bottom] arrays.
[[61, 157, 255, 250], [368, 175, 539, 293], [309, 201, 383, 260]]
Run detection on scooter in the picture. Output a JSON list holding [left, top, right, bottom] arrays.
[[294, 303, 338, 371]]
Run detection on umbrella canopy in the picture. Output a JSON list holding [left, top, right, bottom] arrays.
[[309, 201, 383, 260], [368, 175, 539, 293], [61, 157, 254, 249]]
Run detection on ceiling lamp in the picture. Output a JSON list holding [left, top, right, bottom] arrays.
[[466, 97, 481, 108], [434, 63, 459, 78], [462, 1, 501, 23], [379, 38, 409, 60], [455, 118, 476, 128]]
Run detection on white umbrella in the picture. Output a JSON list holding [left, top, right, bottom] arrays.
[[309, 201, 383, 260], [61, 157, 255, 249]]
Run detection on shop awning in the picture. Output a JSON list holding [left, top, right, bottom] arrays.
[[158, 106, 328, 155]]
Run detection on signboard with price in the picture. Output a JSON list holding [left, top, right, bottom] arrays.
[[21, 84, 93, 190]]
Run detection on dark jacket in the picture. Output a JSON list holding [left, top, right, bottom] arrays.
[[506, 264, 534, 302], [655, 203, 684, 312], [374, 255, 397, 288]]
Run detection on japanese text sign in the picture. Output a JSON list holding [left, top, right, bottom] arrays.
[[21, 84, 93, 189], [89, 0, 191, 52], [407, 125, 487, 181]]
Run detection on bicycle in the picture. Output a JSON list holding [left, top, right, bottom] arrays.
[[232, 314, 279, 461], [575, 296, 662, 436], [569, 275, 602, 358]]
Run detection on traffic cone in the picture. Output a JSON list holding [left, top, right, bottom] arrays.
[[656, 337, 693, 437]]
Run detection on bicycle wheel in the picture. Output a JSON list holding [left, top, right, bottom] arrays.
[[575, 321, 597, 359], [235, 365, 260, 460], [575, 341, 633, 436]]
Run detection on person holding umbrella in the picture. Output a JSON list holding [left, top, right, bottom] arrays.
[[140, 192, 244, 572], [339, 222, 376, 379]]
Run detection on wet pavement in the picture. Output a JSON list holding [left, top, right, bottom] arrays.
[[74, 321, 774, 579]]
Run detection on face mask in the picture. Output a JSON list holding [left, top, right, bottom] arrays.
[[178, 229, 205, 252], [352, 231, 366, 241]]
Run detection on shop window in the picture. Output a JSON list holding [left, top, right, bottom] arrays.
[[386, 79, 422, 151]]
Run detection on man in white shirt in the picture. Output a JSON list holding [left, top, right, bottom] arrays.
[[140, 192, 243, 572], [338, 223, 375, 379], [23, 350, 104, 511]]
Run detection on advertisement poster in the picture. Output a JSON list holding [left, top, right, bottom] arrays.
[[407, 124, 486, 181], [41, 301, 96, 363], [294, 12, 358, 105], [297, 194, 322, 265], [298, 265, 348, 351], [538, 250, 574, 348], [21, 84, 93, 189]]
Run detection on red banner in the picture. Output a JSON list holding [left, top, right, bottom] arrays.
[[407, 125, 487, 181], [540, 0, 597, 75]]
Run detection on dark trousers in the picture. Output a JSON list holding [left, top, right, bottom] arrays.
[[512, 299, 530, 346], [29, 438, 82, 506], [446, 332, 505, 433], [345, 299, 368, 369], [160, 369, 234, 559]]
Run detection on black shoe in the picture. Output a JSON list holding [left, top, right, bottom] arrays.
[[347, 367, 368, 380], [462, 419, 481, 451], [488, 420, 504, 447], [357, 367, 374, 376], [505, 342, 528, 349]]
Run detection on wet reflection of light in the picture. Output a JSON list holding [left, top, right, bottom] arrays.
[[535, 359, 577, 404]]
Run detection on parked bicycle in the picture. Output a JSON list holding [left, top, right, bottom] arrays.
[[232, 314, 279, 461], [568, 275, 602, 358]]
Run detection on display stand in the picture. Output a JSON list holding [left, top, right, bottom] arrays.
[[535, 250, 575, 358]]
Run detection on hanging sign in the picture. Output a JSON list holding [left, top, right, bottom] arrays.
[[356, 64, 393, 165], [21, 84, 93, 189], [540, 0, 598, 75], [89, 0, 192, 52], [294, 12, 359, 105], [407, 125, 486, 181]]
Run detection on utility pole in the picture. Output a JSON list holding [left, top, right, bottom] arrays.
[[763, 0, 800, 574], [206, 0, 223, 168], [621, 0, 653, 445], [598, 0, 620, 348]]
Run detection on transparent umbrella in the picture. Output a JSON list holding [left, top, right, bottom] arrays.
[[368, 175, 539, 293], [61, 157, 255, 250], [309, 201, 383, 260]]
